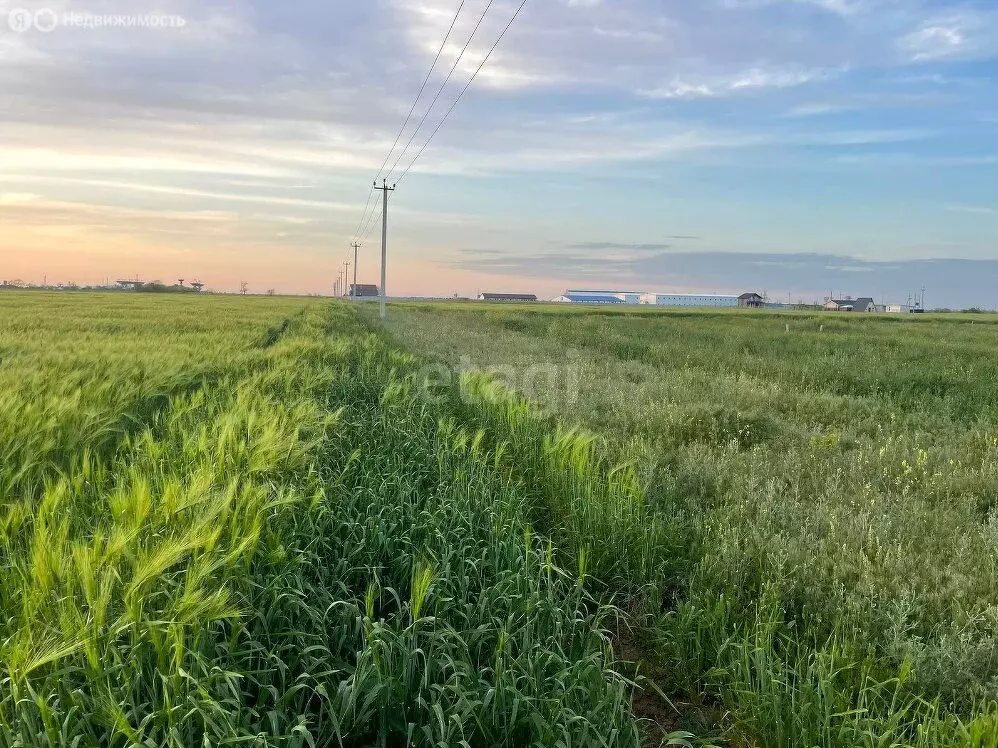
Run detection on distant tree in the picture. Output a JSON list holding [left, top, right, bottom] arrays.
[[267, 289, 276, 296], [141, 282, 169, 293], [240, 281, 248, 296]]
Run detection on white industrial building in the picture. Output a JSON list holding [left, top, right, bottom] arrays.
[[559, 289, 642, 304], [552, 292, 624, 304], [639, 293, 739, 307], [552, 288, 756, 308]]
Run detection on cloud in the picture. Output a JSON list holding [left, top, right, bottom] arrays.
[[785, 102, 858, 117], [897, 12, 998, 62], [0, 193, 42, 205], [720, 0, 864, 15], [641, 67, 832, 99], [568, 240, 698, 250], [836, 154, 998, 166], [946, 204, 997, 216], [1, 0, 996, 297], [901, 21, 968, 61]]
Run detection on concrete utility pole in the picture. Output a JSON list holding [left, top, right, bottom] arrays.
[[343, 260, 350, 298], [375, 180, 395, 319], [351, 242, 360, 299]]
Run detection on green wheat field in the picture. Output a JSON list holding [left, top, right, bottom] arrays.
[[2, 291, 998, 747]]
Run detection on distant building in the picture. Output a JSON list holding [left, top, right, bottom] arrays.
[[478, 292, 538, 302], [350, 283, 380, 298], [885, 304, 927, 314], [563, 289, 642, 304], [825, 297, 877, 312], [738, 292, 765, 308], [553, 292, 625, 304], [640, 293, 739, 308]]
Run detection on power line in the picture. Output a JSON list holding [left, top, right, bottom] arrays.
[[361, 216, 381, 246], [350, 0, 466, 243], [359, 207, 383, 246], [375, 0, 468, 184], [357, 195, 383, 244], [356, 179, 386, 241], [384, 0, 498, 183], [396, 0, 530, 187], [350, 183, 377, 244]]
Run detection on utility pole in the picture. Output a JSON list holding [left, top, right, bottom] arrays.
[[343, 260, 351, 298], [375, 180, 395, 319], [351, 242, 360, 299]]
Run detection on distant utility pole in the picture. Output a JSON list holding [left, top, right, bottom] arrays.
[[343, 260, 351, 298], [351, 242, 360, 299], [375, 180, 395, 319]]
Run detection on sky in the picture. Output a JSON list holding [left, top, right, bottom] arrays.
[[1, 0, 996, 307]]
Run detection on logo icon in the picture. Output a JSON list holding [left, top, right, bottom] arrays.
[[33, 8, 58, 32], [7, 7, 34, 33]]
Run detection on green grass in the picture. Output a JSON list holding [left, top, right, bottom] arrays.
[[374, 301, 998, 746], [0, 292, 656, 747], [7, 291, 998, 746]]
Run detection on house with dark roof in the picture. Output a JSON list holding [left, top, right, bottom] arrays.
[[477, 292, 538, 302], [824, 297, 877, 312], [738, 292, 765, 308], [349, 284, 380, 297]]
